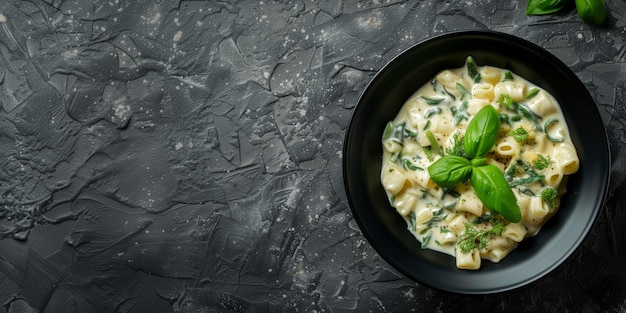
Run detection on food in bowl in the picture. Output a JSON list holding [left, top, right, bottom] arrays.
[[380, 56, 579, 270]]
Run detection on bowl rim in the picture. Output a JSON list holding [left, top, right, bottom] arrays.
[[342, 30, 611, 294]]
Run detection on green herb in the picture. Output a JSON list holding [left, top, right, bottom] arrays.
[[471, 157, 486, 167], [463, 105, 500, 159], [503, 71, 514, 81], [500, 114, 512, 125], [440, 227, 450, 233], [442, 200, 458, 210], [509, 126, 529, 143], [404, 159, 424, 171], [541, 187, 560, 208], [472, 164, 522, 223], [466, 56, 481, 83], [533, 154, 553, 170], [422, 232, 432, 248], [404, 127, 418, 138], [451, 101, 470, 125], [431, 79, 456, 101], [497, 94, 515, 110], [423, 147, 433, 160], [472, 213, 495, 225], [458, 218, 506, 254], [432, 79, 456, 101], [519, 186, 536, 196], [425, 129, 442, 156], [442, 187, 461, 199], [421, 96, 445, 105], [423, 119, 431, 131], [506, 160, 545, 187], [526, 0, 569, 15], [428, 156, 472, 188], [424, 106, 442, 119], [576, 0, 606, 25], [407, 210, 416, 231], [498, 94, 542, 131], [517, 101, 542, 130], [427, 106, 521, 223], [383, 121, 406, 143], [390, 152, 400, 163], [456, 82, 471, 101], [526, 0, 606, 25], [445, 132, 466, 157], [544, 118, 564, 142], [424, 209, 447, 228], [503, 162, 517, 181], [383, 122, 395, 140], [526, 88, 540, 99]]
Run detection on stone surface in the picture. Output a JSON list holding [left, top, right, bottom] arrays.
[[0, 0, 624, 312]]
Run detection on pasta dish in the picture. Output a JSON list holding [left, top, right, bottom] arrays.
[[380, 57, 579, 270]]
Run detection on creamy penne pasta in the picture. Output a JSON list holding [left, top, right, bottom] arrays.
[[380, 57, 579, 270]]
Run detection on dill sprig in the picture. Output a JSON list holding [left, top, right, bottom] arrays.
[[458, 218, 506, 254]]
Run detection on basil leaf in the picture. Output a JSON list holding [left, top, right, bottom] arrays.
[[463, 105, 500, 159], [471, 157, 486, 167], [576, 0, 606, 25], [471, 164, 521, 223], [428, 155, 472, 188], [526, 0, 569, 15]]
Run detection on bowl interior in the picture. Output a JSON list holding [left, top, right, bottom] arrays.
[[343, 31, 610, 294]]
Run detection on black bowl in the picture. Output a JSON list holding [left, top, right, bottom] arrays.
[[343, 30, 610, 294]]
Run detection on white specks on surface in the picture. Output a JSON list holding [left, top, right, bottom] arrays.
[[0, 0, 622, 312], [173, 30, 183, 42], [145, 12, 161, 24], [113, 99, 131, 121], [62, 49, 80, 59]]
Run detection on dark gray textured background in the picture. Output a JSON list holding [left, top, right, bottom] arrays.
[[0, 0, 624, 312]]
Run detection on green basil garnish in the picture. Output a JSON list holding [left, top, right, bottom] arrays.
[[576, 0, 606, 25], [427, 105, 522, 223], [463, 105, 500, 159], [471, 164, 522, 223], [428, 156, 472, 188], [526, 0, 607, 25], [526, 0, 569, 15]]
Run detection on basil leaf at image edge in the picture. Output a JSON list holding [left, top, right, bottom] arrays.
[[463, 105, 501, 159], [428, 155, 472, 189], [471, 164, 522, 223], [526, 0, 569, 15], [576, 0, 606, 25]]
